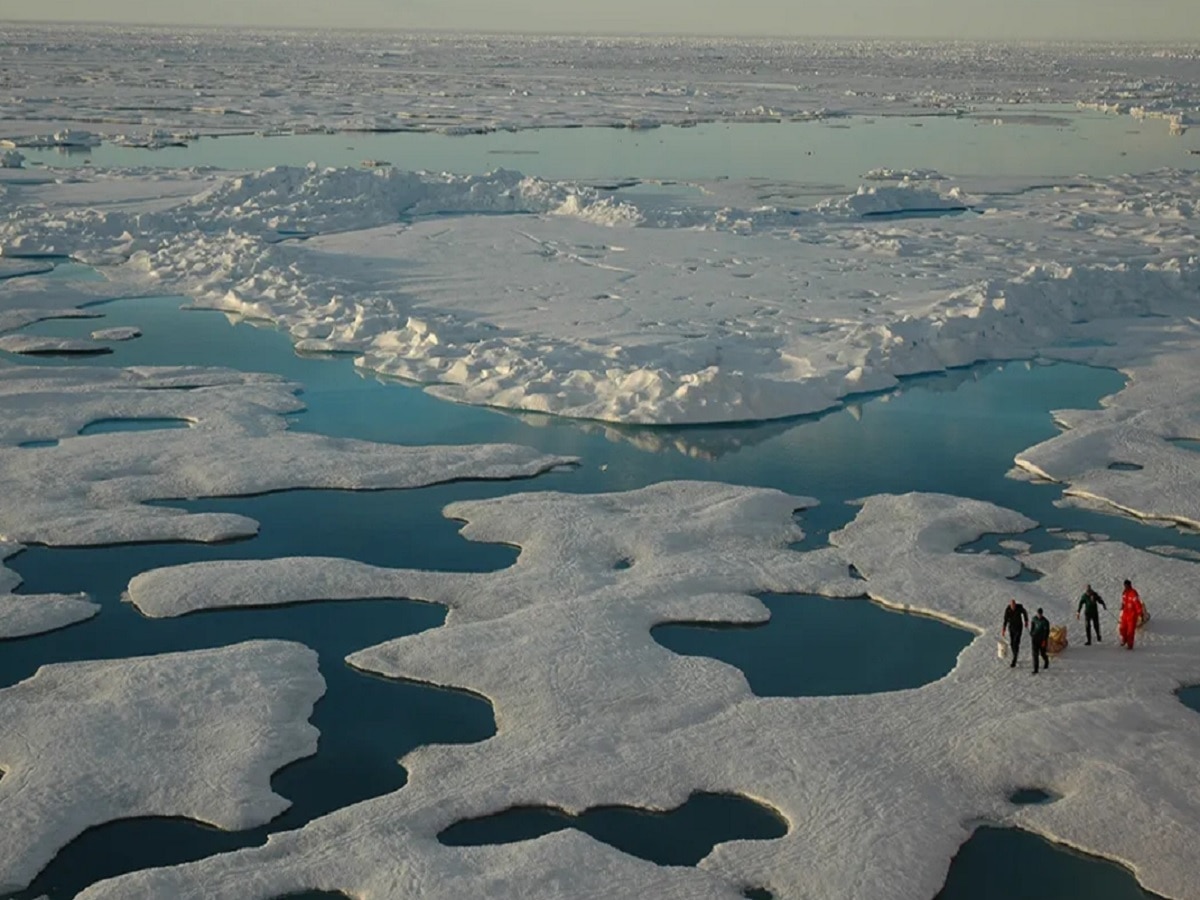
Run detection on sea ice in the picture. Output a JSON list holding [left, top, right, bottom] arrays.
[[1, 27, 1197, 136], [89, 326, 141, 341], [4, 159, 1197, 521], [1017, 348, 1200, 529], [0, 258, 50, 280], [0, 640, 323, 894], [0, 334, 111, 355], [6, 162, 1195, 429], [0, 363, 571, 546], [0, 279, 144, 334], [89, 484, 1200, 900]]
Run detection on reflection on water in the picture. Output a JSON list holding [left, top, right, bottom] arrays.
[[1179, 686, 1200, 715], [936, 826, 1159, 899], [14, 110, 1200, 186], [10, 294, 1200, 566], [437, 792, 787, 867], [652, 592, 972, 696]]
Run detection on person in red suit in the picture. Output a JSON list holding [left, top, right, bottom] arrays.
[[1119, 579, 1144, 650]]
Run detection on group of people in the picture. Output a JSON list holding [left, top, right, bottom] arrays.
[[1001, 580, 1146, 674]]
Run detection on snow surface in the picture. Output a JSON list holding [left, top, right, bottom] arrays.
[[0, 334, 110, 355], [0, 360, 571, 546], [1, 26, 1198, 137], [89, 326, 141, 341], [0, 540, 96, 639], [84, 483, 1200, 900], [0, 640, 323, 894], [0, 259, 48, 281]]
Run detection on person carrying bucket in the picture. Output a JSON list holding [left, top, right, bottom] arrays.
[[1119, 579, 1145, 650]]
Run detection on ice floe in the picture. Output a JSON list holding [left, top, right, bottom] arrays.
[[0, 640, 323, 894], [0, 334, 111, 356], [89, 326, 141, 341], [1017, 348, 1200, 529], [0, 363, 571, 546], [77, 483, 1200, 900]]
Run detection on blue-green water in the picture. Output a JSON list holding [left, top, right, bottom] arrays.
[[1180, 686, 1200, 714], [652, 592, 973, 696], [936, 827, 1160, 899], [437, 792, 788, 868], [9, 294, 1192, 561], [16, 110, 1200, 189], [2, 256, 1196, 894]]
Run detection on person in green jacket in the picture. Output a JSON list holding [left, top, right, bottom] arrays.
[[1076, 584, 1107, 645], [1030, 608, 1051, 674]]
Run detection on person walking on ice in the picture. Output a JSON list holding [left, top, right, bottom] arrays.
[[1119, 579, 1145, 650], [1002, 598, 1029, 668], [1076, 584, 1107, 645], [1030, 607, 1051, 674]]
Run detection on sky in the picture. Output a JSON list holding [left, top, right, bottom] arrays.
[[2, 0, 1198, 41]]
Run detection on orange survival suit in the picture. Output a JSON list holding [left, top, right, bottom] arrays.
[[1119, 584, 1145, 650]]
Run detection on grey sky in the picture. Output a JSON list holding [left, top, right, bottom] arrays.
[[3, 0, 1198, 41]]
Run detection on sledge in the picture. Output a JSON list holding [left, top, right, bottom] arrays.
[[1047, 624, 1068, 655]]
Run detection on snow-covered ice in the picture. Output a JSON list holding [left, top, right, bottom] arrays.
[[0, 334, 111, 355], [0, 361, 571, 546], [79, 483, 1200, 900], [1, 26, 1198, 137], [1017, 347, 1200, 529], [4, 163, 1197, 430], [0, 640, 323, 894], [89, 326, 141, 341]]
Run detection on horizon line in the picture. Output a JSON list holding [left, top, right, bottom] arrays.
[[1, 18, 1197, 45]]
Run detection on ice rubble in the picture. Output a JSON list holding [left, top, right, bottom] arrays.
[[817, 183, 970, 215], [0, 541, 96, 639], [0, 640, 323, 894], [0, 363, 570, 546], [5, 164, 1197, 428], [84, 483, 1200, 900]]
